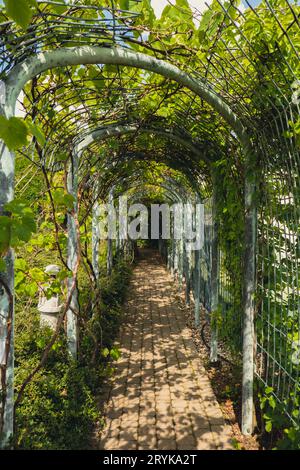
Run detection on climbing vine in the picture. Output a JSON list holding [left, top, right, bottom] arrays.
[[0, 0, 299, 449]]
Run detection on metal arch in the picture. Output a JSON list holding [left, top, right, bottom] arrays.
[[0, 2, 297, 444], [123, 180, 192, 300], [73, 123, 211, 164], [90, 164, 195, 279], [4, 46, 249, 145], [88, 149, 204, 192], [105, 169, 201, 318], [0, 45, 256, 442]]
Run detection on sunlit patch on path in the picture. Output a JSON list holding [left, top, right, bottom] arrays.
[[99, 249, 232, 450]]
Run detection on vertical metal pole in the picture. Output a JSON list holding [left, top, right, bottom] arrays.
[[173, 241, 177, 279], [184, 244, 190, 305], [193, 195, 201, 328], [178, 238, 183, 289], [194, 248, 201, 327], [178, 203, 184, 291], [184, 202, 192, 305], [116, 231, 120, 256], [115, 204, 120, 260], [242, 144, 257, 435], [107, 188, 114, 275], [92, 190, 100, 282], [0, 91, 15, 447], [66, 151, 79, 360], [0, 156, 15, 446], [173, 204, 183, 280], [167, 214, 172, 271], [119, 194, 127, 260], [210, 178, 219, 363], [172, 216, 177, 277]]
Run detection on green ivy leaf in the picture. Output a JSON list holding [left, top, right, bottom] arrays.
[[0, 258, 6, 272], [26, 120, 46, 146], [110, 347, 121, 361], [265, 420, 273, 432], [15, 258, 27, 271], [47, 109, 55, 120], [198, 9, 213, 31], [24, 281, 38, 297], [0, 116, 28, 150], [3, 0, 37, 29], [119, 0, 129, 10], [56, 152, 68, 162], [15, 270, 26, 288], [11, 220, 32, 244], [2, 200, 36, 250], [52, 189, 75, 210], [48, 0, 67, 14], [101, 347, 110, 358]]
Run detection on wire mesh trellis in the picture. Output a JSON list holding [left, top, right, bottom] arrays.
[[0, 0, 299, 445], [193, 197, 213, 314], [0, 0, 141, 75], [256, 114, 300, 426]]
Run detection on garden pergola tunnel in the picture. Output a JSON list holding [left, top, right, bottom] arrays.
[[0, 0, 299, 449], [0, 35, 256, 442]]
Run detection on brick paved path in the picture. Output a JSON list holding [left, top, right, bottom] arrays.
[[99, 250, 232, 450]]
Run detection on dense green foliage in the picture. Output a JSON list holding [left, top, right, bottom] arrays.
[[14, 259, 131, 449], [0, 0, 299, 450]]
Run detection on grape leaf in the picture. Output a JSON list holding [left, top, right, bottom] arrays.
[[3, 0, 36, 29], [0, 116, 28, 150]]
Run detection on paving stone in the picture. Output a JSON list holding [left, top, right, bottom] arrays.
[[99, 250, 232, 450], [211, 424, 233, 450], [157, 438, 177, 450], [176, 434, 197, 450]]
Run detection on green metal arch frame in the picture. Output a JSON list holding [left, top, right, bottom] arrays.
[[86, 148, 203, 195], [74, 123, 211, 165], [0, 45, 256, 441], [4, 46, 248, 144]]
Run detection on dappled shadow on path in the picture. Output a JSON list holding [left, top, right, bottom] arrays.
[[99, 249, 232, 450]]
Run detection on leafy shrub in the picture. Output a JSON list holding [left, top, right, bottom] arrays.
[[14, 259, 131, 449], [259, 384, 300, 450]]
